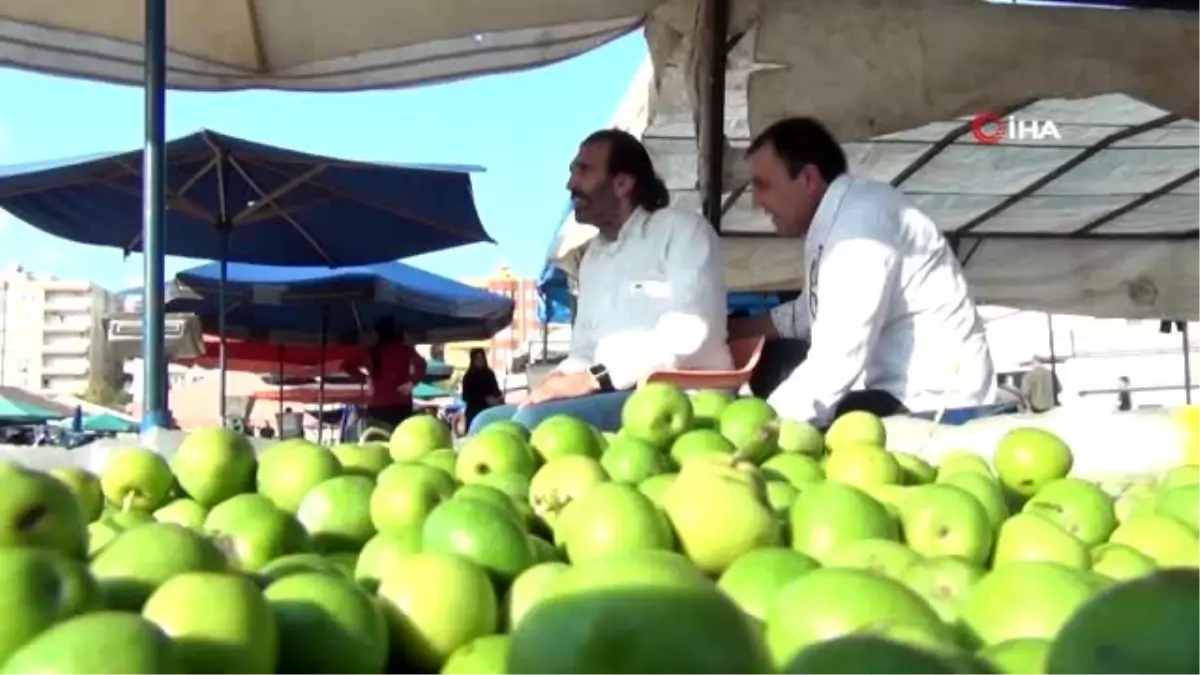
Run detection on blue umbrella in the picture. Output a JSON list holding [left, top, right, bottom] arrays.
[[0, 130, 493, 427]]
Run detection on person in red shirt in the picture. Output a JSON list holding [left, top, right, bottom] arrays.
[[341, 317, 427, 430]]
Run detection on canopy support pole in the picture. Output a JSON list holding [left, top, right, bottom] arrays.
[[1047, 313, 1059, 406], [140, 0, 170, 432], [1183, 322, 1193, 404], [277, 345, 284, 421], [217, 235, 229, 425], [698, 0, 731, 232], [317, 306, 328, 444]]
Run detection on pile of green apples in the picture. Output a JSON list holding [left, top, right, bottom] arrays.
[[0, 382, 1197, 674]]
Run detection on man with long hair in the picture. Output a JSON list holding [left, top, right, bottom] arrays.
[[469, 129, 733, 434]]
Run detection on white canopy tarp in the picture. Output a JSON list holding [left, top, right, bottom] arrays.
[[550, 0, 1199, 321]]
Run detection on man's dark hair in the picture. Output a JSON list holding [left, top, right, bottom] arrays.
[[748, 117, 848, 183], [583, 129, 670, 212]]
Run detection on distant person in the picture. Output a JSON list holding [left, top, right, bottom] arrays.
[[1020, 356, 1061, 413], [468, 129, 732, 435], [1117, 375, 1133, 411], [258, 421, 275, 439], [341, 317, 427, 430], [460, 348, 503, 431]]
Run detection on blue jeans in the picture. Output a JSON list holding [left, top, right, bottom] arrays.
[[467, 390, 634, 436]]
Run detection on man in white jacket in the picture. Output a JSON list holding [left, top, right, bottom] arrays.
[[730, 117, 998, 427]]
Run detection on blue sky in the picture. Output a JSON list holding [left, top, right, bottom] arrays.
[[0, 31, 648, 291]]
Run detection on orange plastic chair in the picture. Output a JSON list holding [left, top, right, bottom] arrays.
[[640, 336, 766, 391]]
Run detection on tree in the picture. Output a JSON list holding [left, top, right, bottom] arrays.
[[81, 374, 132, 409]]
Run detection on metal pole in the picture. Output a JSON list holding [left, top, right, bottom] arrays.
[[140, 0, 169, 430], [217, 246, 228, 425], [317, 306, 328, 444], [1046, 313, 1059, 406], [699, 0, 731, 231], [0, 280, 7, 386], [1183, 322, 1193, 404]]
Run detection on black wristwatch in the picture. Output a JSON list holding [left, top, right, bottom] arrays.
[[588, 363, 616, 392]]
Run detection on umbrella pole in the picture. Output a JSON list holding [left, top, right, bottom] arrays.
[[277, 345, 284, 421], [218, 237, 229, 426], [1183, 322, 1193, 404], [317, 306, 328, 444], [1046, 313, 1059, 407], [140, 0, 170, 431]]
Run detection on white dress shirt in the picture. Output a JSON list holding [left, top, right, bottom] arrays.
[[557, 206, 733, 389], [767, 175, 998, 425]]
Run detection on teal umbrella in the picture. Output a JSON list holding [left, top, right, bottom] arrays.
[[0, 387, 70, 425], [81, 414, 139, 434], [413, 382, 452, 400]]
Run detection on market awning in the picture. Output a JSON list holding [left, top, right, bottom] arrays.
[[0, 387, 73, 424]]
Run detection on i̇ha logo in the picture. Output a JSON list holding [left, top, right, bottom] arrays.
[[970, 112, 1062, 145]]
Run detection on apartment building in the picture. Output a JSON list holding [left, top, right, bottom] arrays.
[[440, 265, 541, 372], [0, 265, 119, 395]]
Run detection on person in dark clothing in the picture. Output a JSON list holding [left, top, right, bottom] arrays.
[[461, 348, 503, 431], [1117, 376, 1133, 411]]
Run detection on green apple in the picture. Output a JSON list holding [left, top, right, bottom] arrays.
[[717, 547, 820, 622], [0, 611, 178, 674], [297, 475, 377, 553], [258, 552, 344, 583], [788, 482, 898, 563], [1090, 542, 1157, 582], [761, 453, 825, 488], [476, 470, 531, 504], [1159, 464, 1200, 491], [637, 473, 677, 507], [86, 509, 153, 557], [354, 527, 423, 592], [207, 502, 312, 572], [777, 418, 825, 457], [823, 410, 886, 454], [478, 419, 531, 442], [689, 389, 734, 429], [376, 552, 500, 672], [456, 432, 537, 484], [530, 414, 604, 461], [899, 555, 986, 624], [1023, 477, 1117, 546], [152, 498, 208, 529], [621, 382, 695, 449], [893, 452, 936, 485], [978, 638, 1051, 675], [958, 562, 1096, 646], [369, 462, 456, 534], [669, 428, 736, 467], [1108, 513, 1200, 567], [663, 458, 781, 575], [1114, 483, 1157, 523], [600, 436, 670, 484], [783, 634, 967, 674], [255, 439, 342, 514], [0, 465, 87, 559], [443, 634, 512, 675], [0, 547, 100, 663], [172, 426, 257, 507], [419, 448, 459, 476], [824, 538, 919, 579], [507, 552, 766, 674], [389, 415, 453, 462], [559, 483, 674, 564], [142, 571, 277, 673], [823, 444, 902, 488], [935, 450, 994, 478], [992, 427, 1073, 500], [99, 448, 174, 512], [937, 471, 1009, 530], [765, 480, 800, 516], [1045, 568, 1198, 674], [422, 496, 535, 586], [331, 441, 392, 478], [48, 467, 104, 523], [993, 512, 1090, 569], [764, 567, 946, 669], [90, 523, 228, 610], [1153, 483, 1200, 532], [204, 493, 277, 531], [900, 484, 993, 564], [454, 484, 526, 528], [265, 571, 388, 673], [717, 397, 779, 463], [529, 456, 608, 529], [505, 561, 571, 631]]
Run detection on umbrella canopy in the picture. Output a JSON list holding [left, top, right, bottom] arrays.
[[167, 261, 514, 344], [56, 412, 139, 434], [0, 387, 73, 424], [0, 1, 647, 91], [0, 130, 492, 265], [413, 382, 453, 400]]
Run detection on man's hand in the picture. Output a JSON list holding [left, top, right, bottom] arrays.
[[522, 371, 598, 407]]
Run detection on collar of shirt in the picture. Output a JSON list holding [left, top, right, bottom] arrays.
[[805, 174, 854, 248], [588, 207, 650, 257]]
